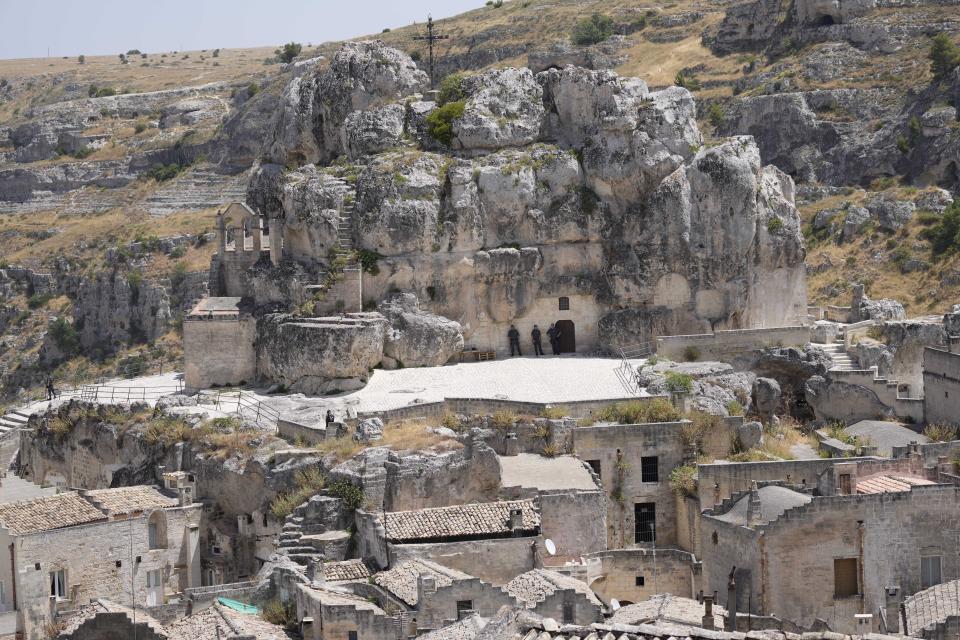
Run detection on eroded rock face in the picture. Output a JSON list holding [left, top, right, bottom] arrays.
[[380, 294, 464, 368], [256, 313, 387, 394], [454, 68, 545, 151], [752, 377, 782, 420], [74, 271, 171, 355], [851, 284, 905, 322], [268, 41, 427, 166], [805, 374, 891, 423]]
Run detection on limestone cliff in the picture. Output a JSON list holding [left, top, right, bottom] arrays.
[[241, 41, 807, 362]]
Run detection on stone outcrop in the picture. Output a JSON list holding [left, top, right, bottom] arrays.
[[268, 41, 427, 166], [851, 284, 905, 322], [804, 374, 891, 423], [255, 313, 387, 394], [379, 294, 464, 368], [752, 377, 782, 420], [74, 271, 172, 356]]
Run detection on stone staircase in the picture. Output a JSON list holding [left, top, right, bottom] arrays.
[[144, 164, 250, 217], [820, 332, 856, 371], [0, 408, 29, 436], [276, 495, 350, 566], [305, 177, 363, 314]]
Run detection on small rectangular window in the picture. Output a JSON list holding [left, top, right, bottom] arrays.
[[558, 297, 570, 311], [587, 460, 601, 478], [50, 569, 66, 600], [348, 632, 358, 640], [921, 556, 942, 589], [635, 575, 645, 586], [562, 602, 574, 623], [838, 474, 852, 495], [834, 558, 858, 597], [641, 456, 659, 483], [635, 502, 656, 544], [456, 600, 473, 616]]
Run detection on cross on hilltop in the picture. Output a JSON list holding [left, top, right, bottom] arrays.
[[413, 15, 450, 89]]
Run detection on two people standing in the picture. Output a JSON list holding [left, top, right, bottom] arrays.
[[508, 323, 563, 357]]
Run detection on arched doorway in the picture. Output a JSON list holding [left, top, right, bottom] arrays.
[[556, 320, 576, 353]]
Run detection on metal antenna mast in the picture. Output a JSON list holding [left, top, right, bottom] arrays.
[[413, 15, 449, 88]]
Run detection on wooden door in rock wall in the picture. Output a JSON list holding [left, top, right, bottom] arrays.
[[557, 320, 576, 353]]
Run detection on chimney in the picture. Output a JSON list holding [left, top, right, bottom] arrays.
[[725, 567, 737, 632], [702, 593, 716, 630], [178, 484, 193, 507], [306, 557, 325, 584], [746, 482, 762, 527], [417, 574, 437, 606], [885, 586, 901, 634], [509, 508, 524, 534], [713, 483, 721, 507]]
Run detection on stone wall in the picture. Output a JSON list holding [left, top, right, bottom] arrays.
[[696, 458, 871, 506], [3, 505, 200, 639], [296, 584, 396, 640], [656, 326, 811, 363], [389, 538, 540, 587], [923, 346, 960, 427], [572, 421, 688, 549], [417, 576, 517, 630], [583, 547, 700, 605], [382, 444, 501, 512], [538, 489, 608, 560], [182, 316, 256, 389], [704, 486, 960, 634]]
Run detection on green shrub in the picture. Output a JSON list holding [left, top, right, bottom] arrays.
[[27, 292, 54, 309], [665, 371, 694, 394], [327, 480, 364, 509], [669, 465, 697, 496], [491, 411, 517, 430], [261, 600, 297, 629], [278, 42, 302, 63], [674, 71, 701, 91], [247, 82, 260, 96], [726, 400, 745, 417], [571, 13, 614, 46], [598, 398, 680, 424], [916, 211, 941, 226], [147, 163, 183, 182], [134, 121, 147, 134], [923, 423, 958, 442], [356, 249, 383, 275], [896, 135, 911, 154], [929, 33, 960, 80], [437, 72, 467, 106], [426, 101, 465, 146], [767, 217, 784, 233], [48, 317, 80, 356], [923, 200, 960, 255], [540, 406, 568, 419], [683, 345, 700, 362], [708, 102, 725, 131]]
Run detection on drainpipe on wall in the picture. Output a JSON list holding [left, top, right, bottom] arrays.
[[8, 543, 15, 612], [759, 533, 767, 616], [857, 521, 866, 615]]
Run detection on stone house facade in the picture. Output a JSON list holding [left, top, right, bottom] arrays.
[[700, 479, 960, 634], [0, 485, 201, 640], [572, 421, 689, 549]]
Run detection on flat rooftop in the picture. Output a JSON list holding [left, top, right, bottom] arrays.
[[499, 454, 597, 491], [187, 296, 246, 318], [845, 420, 928, 457]]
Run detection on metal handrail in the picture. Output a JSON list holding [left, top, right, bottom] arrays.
[[616, 342, 655, 397], [194, 390, 280, 431]]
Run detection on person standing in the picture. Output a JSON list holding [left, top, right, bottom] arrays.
[[546, 323, 558, 355], [552, 322, 563, 355], [531, 325, 544, 356], [508, 325, 522, 356]]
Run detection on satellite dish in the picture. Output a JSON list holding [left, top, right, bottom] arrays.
[[610, 598, 621, 611], [544, 539, 557, 556]]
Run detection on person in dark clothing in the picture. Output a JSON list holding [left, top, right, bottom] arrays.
[[508, 325, 522, 356], [531, 325, 544, 356], [326, 409, 335, 425], [546, 323, 560, 355], [45, 376, 55, 401]]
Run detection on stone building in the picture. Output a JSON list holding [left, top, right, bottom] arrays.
[[356, 499, 543, 585], [182, 296, 255, 390], [902, 578, 960, 639], [572, 420, 690, 549], [700, 467, 960, 634], [923, 344, 960, 426], [0, 484, 201, 640], [505, 568, 604, 625]]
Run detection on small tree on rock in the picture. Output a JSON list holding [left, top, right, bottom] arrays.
[[571, 13, 614, 46], [279, 42, 302, 63], [929, 33, 960, 80]]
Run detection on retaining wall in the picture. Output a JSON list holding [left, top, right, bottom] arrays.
[[656, 326, 810, 362]]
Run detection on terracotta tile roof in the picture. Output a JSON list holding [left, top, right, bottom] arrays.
[[0, 492, 106, 535], [506, 569, 602, 607], [373, 559, 473, 606], [384, 499, 539, 542], [85, 486, 178, 515], [904, 579, 960, 635], [324, 559, 372, 582], [856, 473, 935, 495]]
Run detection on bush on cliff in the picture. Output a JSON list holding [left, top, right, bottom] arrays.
[[571, 13, 614, 46], [426, 101, 465, 146]]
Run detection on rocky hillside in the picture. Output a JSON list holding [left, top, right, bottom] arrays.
[[2, 0, 960, 402]]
